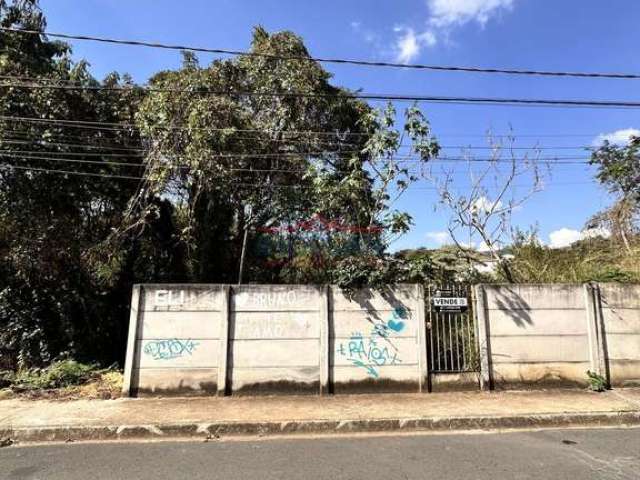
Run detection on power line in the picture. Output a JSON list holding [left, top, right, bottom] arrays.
[[0, 163, 143, 180], [0, 146, 596, 161], [0, 133, 599, 159], [0, 151, 595, 167], [0, 162, 598, 190], [2, 27, 639, 80], [0, 149, 145, 158], [0, 153, 327, 173], [0, 95, 608, 139], [0, 138, 147, 152], [0, 117, 600, 149], [2, 80, 640, 109]]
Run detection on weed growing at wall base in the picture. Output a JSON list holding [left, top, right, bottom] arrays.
[[586, 370, 608, 392]]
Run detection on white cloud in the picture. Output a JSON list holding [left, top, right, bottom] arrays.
[[593, 128, 640, 147], [395, 28, 420, 63], [548, 227, 610, 248], [428, 0, 515, 28], [549, 228, 581, 248], [393, 27, 436, 63], [387, 0, 515, 62], [471, 196, 502, 214], [426, 230, 451, 246]]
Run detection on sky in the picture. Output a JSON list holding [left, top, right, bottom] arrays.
[[39, 0, 640, 251]]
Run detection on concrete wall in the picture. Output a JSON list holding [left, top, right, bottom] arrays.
[[329, 285, 425, 393], [123, 284, 426, 396], [479, 284, 589, 388], [229, 285, 322, 395], [599, 284, 640, 387], [124, 285, 224, 396], [476, 283, 640, 389], [124, 282, 639, 395]]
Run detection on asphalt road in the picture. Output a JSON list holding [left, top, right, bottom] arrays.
[[1, 428, 639, 480]]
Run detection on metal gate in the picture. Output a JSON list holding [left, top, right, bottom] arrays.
[[426, 284, 479, 374]]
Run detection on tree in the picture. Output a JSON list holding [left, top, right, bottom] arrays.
[[588, 136, 640, 252], [0, 3, 440, 369], [0, 0, 153, 368], [129, 29, 438, 289], [426, 137, 547, 282]]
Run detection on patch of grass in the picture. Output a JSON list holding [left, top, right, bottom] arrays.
[[2, 360, 123, 399], [10, 360, 99, 391]]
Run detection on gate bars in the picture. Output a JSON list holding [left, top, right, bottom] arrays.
[[427, 284, 479, 373]]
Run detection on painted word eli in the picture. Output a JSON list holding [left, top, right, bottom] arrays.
[[337, 307, 408, 378], [154, 289, 216, 308], [143, 339, 199, 361]]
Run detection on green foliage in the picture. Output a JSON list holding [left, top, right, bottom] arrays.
[[504, 234, 640, 284], [8, 359, 103, 391], [397, 246, 495, 284], [590, 136, 640, 200], [0, 1, 188, 369], [586, 370, 608, 392], [589, 137, 639, 248], [0, 1, 440, 370]]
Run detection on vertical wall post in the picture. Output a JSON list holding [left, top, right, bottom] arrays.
[[122, 285, 142, 397], [474, 285, 492, 391], [415, 284, 429, 393], [217, 285, 231, 396], [584, 283, 609, 384], [319, 285, 330, 395]]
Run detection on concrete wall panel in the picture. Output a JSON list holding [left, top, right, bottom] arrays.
[[605, 333, 640, 361], [609, 361, 640, 387], [140, 285, 223, 312], [492, 362, 590, 388], [232, 285, 320, 311], [602, 309, 640, 333], [229, 367, 319, 394], [331, 309, 417, 338], [230, 339, 320, 368], [484, 284, 584, 310], [330, 286, 416, 311], [488, 309, 587, 336], [136, 339, 218, 368], [231, 311, 319, 339], [132, 368, 218, 395], [490, 335, 589, 364], [600, 285, 640, 385], [332, 337, 418, 367], [599, 284, 640, 309], [332, 365, 419, 393], [140, 311, 221, 339]]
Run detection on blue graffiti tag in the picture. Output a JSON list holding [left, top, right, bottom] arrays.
[[143, 339, 199, 360], [337, 306, 408, 378], [387, 306, 407, 332]]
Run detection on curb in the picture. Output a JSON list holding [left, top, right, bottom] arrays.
[[2, 411, 639, 444]]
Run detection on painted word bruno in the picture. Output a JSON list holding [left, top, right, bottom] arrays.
[[143, 339, 199, 360], [235, 290, 305, 309], [337, 307, 408, 378]]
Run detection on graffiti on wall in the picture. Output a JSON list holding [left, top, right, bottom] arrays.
[[337, 307, 408, 378], [235, 313, 314, 339], [143, 339, 199, 361], [153, 289, 218, 310]]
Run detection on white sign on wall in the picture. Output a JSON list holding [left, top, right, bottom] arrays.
[[431, 291, 468, 313]]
